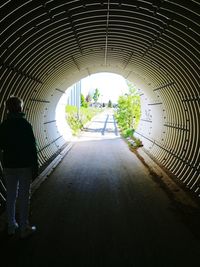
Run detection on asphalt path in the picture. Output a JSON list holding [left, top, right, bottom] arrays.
[[1, 109, 200, 267]]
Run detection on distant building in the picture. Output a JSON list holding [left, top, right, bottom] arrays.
[[66, 81, 81, 108]]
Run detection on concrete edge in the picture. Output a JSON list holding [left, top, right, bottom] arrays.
[[136, 147, 199, 209], [31, 142, 74, 195]]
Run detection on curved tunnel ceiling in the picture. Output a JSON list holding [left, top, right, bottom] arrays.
[[0, 0, 199, 196]]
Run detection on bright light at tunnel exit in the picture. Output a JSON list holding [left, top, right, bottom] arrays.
[[55, 73, 130, 141], [81, 73, 129, 103]]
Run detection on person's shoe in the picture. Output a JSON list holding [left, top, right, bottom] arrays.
[[20, 225, 36, 239], [8, 222, 19, 236]]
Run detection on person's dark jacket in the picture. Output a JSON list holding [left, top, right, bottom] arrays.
[[0, 112, 38, 178]]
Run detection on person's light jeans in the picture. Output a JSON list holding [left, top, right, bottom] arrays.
[[4, 167, 32, 230]]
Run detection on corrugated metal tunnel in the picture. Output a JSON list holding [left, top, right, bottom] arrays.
[[0, 0, 199, 208]]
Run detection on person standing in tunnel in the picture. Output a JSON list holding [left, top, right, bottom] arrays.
[[0, 96, 38, 238]]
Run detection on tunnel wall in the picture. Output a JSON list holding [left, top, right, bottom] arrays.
[[0, 1, 200, 210]]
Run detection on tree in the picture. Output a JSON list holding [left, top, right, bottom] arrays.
[[108, 99, 113, 108], [81, 94, 88, 108], [92, 88, 100, 104], [116, 82, 141, 133]]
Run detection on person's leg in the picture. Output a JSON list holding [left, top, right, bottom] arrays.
[[18, 168, 36, 238], [18, 168, 32, 230], [4, 169, 19, 233]]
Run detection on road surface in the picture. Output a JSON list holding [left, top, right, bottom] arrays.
[[1, 109, 200, 267]]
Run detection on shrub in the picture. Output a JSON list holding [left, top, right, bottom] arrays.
[[65, 105, 102, 135], [81, 94, 88, 108], [122, 128, 135, 138], [115, 81, 142, 148]]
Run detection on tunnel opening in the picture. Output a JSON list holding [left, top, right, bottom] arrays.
[[55, 72, 142, 142]]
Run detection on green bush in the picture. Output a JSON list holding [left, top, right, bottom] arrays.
[[66, 105, 102, 135], [133, 137, 143, 147], [115, 87, 141, 131], [122, 128, 135, 138], [81, 94, 88, 108], [115, 81, 142, 148]]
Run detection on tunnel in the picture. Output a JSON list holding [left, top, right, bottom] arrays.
[[0, 0, 199, 210]]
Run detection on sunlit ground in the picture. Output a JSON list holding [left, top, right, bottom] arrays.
[[56, 96, 120, 142], [70, 109, 120, 142]]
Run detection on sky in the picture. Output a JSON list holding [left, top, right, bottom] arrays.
[[81, 72, 129, 103]]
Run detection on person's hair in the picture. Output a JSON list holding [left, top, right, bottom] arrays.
[[5, 96, 23, 113]]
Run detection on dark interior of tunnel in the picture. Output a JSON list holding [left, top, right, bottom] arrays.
[[0, 0, 199, 212]]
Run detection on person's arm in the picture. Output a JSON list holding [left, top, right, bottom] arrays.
[[28, 123, 39, 181]]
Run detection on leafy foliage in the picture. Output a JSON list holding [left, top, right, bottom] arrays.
[[115, 82, 141, 133], [66, 106, 83, 135], [81, 94, 88, 108], [92, 88, 100, 103], [66, 105, 101, 135], [122, 128, 135, 138]]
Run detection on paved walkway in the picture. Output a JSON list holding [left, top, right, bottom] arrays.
[[1, 110, 200, 267]]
